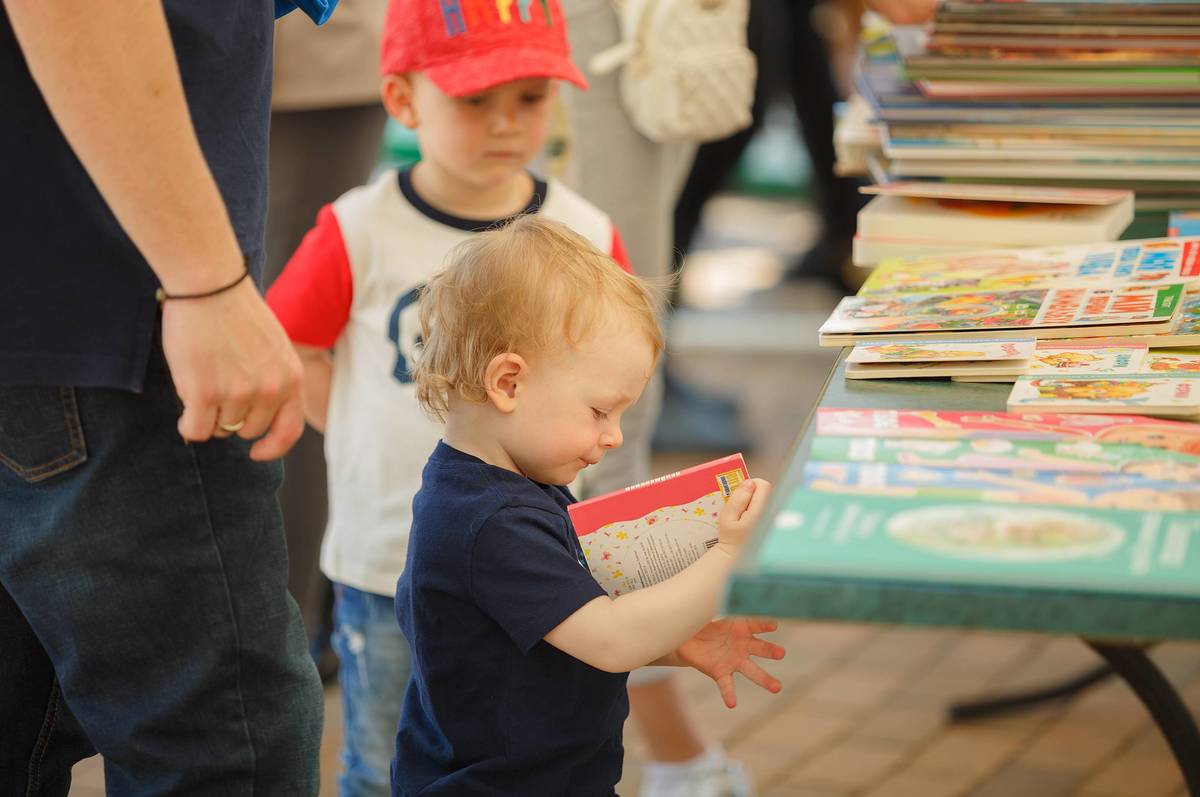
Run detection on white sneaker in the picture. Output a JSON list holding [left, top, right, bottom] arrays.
[[638, 748, 753, 797]]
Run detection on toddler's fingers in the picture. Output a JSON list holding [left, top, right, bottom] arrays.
[[724, 479, 758, 517], [747, 617, 779, 635], [739, 660, 783, 695], [749, 638, 787, 662], [717, 674, 738, 709]]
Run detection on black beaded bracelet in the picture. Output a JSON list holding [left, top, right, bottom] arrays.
[[155, 258, 251, 302]]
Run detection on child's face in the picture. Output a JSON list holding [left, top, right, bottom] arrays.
[[503, 321, 656, 486], [393, 73, 555, 191]]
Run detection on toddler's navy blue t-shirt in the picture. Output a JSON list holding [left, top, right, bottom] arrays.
[[393, 441, 629, 797]]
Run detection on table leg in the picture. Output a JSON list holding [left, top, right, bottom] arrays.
[[947, 663, 1113, 723], [1088, 642, 1200, 797]]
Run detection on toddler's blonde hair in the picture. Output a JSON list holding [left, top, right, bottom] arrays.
[[414, 215, 665, 421]]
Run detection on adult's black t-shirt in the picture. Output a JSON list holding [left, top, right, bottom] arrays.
[[0, 2, 274, 389]]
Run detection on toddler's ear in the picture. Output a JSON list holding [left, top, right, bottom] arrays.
[[381, 74, 418, 129], [483, 353, 527, 414]]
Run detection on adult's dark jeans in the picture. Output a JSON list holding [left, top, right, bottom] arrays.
[[0, 334, 324, 796]]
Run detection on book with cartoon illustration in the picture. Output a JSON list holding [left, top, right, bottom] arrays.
[[807, 434, 1200, 482], [1146, 348, 1200, 373], [802, 461, 1200, 512], [846, 338, 1034, 379], [819, 283, 1184, 346], [568, 454, 748, 597], [1007, 374, 1200, 418], [749, 490, 1200, 636], [814, 408, 1200, 455], [857, 236, 1200, 297], [952, 339, 1148, 383], [1120, 291, 1200, 348]]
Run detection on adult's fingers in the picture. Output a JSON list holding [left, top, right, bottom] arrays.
[[213, 399, 253, 439], [249, 390, 304, 462], [177, 396, 218, 443]]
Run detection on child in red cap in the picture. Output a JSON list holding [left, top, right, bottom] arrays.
[[266, 0, 632, 793]]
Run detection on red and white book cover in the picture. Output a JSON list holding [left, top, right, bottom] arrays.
[[568, 454, 748, 597]]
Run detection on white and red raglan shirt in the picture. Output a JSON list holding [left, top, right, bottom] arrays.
[[266, 168, 631, 597]]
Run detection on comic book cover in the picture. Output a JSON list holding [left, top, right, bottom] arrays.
[[1146, 348, 1200, 373], [819, 283, 1183, 343], [1126, 292, 1200, 348], [847, 338, 1035, 363], [808, 434, 1200, 482], [802, 461, 1200, 512], [857, 237, 1200, 297], [568, 454, 747, 597], [955, 339, 1150, 383], [1007, 374, 1200, 417], [814, 407, 1200, 455]]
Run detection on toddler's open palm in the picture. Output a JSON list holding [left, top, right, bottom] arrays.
[[676, 618, 785, 708]]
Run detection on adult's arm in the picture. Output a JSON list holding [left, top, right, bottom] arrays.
[[4, 0, 303, 460]]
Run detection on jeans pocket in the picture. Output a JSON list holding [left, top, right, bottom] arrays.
[[0, 386, 88, 483]]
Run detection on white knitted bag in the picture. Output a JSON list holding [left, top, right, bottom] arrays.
[[589, 0, 756, 144]]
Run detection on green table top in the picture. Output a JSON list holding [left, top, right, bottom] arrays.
[[724, 350, 1200, 642]]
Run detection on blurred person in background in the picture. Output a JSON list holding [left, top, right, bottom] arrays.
[[265, 0, 390, 686]]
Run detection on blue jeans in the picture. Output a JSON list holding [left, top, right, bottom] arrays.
[[331, 584, 412, 797], [0, 335, 324, 796]]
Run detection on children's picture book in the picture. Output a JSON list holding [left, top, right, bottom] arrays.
[[818, 283, 1184, 346], [815, 407, 1200, 455], [757, 489, 1200, 603], [846, 338, 1033, 379], [1007, 374, 1200, 418], [1146, 348, 1200, 373], [857, 237, 1200, 297], [1170, 209, 1200, 238], [808, 434, 1200, 482], [1122, 291, 1200, 348], [802, 461, 1200, 512], [568, 454, 748, 597], [952, 339, 1149, 382], [847, 338, 1035, 363]]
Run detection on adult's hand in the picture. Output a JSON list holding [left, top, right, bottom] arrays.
[[162, 278, 305, 461], [866, 0, 938, 25]]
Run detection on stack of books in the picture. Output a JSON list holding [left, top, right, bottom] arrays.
[[853, 182, 1133, 265], [820, 235, 1200, 418], [852, 3, 1200, 222], [747, 409, 1200, 639]]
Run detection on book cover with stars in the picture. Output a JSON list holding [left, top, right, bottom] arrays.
[[568, 454, 748, 597]]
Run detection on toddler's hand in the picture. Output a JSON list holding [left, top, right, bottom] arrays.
[[676, 617, 785, 708], [716, 478, 772, 551]]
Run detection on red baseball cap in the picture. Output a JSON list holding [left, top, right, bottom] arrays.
[[380, 0, 589, 96]]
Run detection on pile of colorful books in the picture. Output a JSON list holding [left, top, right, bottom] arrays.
[[852, 181, 1134, 265], [852, 1, 1200, 222], [750, 408, 1200, 635], [820, 234, 1200, 418]]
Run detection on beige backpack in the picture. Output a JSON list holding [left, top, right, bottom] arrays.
[[588, 0, 757, 143]]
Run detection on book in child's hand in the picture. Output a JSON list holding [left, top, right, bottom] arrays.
[[1007, 374, 1200, 419], [568, 454, 748, 597]]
